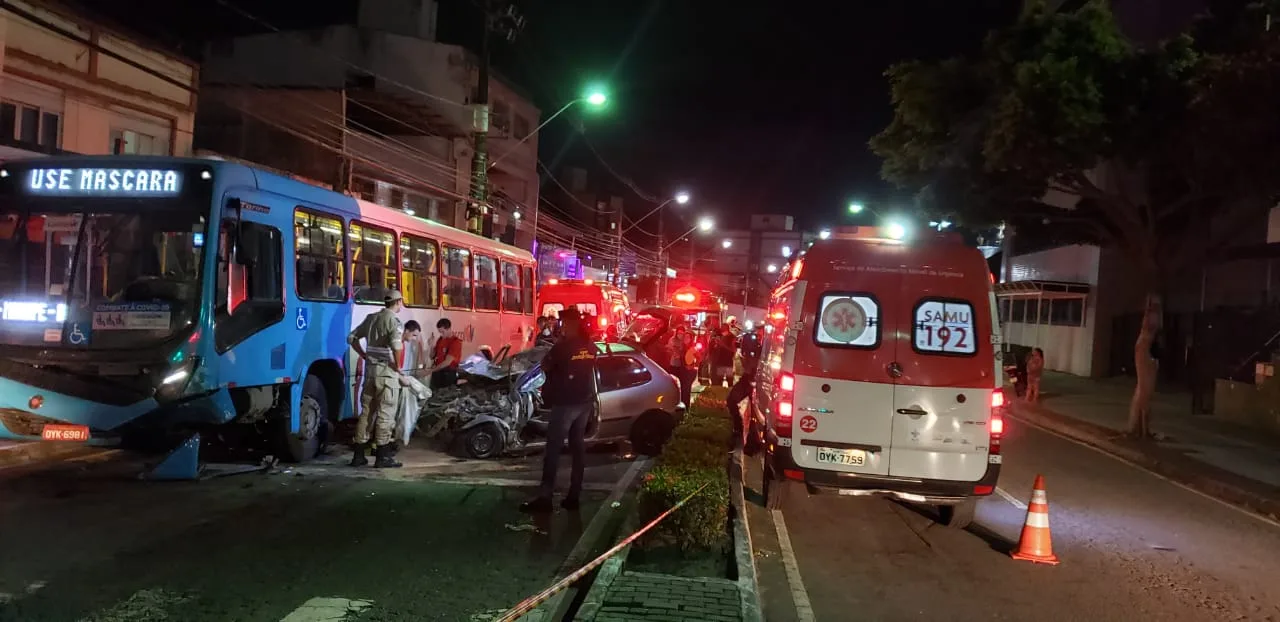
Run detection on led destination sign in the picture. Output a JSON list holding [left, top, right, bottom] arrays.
[[27, 168, 182, 197]]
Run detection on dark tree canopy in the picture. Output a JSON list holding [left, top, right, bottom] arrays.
[[871, 0, 1280, 284]]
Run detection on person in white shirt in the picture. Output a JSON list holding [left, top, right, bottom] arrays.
[[401, 320, 428, 377]]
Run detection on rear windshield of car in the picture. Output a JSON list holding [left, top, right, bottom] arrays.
[[813, 292, 880, 349], [912, 298, 977, 356]]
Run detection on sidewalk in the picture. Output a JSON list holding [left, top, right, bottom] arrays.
[[1013, 371, 1280, 519]]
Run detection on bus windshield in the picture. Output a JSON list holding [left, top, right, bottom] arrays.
[[0, 203, 207, 350]]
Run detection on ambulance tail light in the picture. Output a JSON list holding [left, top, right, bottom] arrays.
[[776, 399, 794, 437], [598, 316, 609, 328], [779, 372, 795, 393], [989, 388, 1006, 455]]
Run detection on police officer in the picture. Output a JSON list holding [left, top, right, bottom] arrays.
[[348, 290, 406, 468], [521, 308, 597, 513]]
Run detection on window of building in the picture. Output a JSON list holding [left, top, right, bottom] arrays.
[[491, 99, 511, 137], [522, 266, 534, 314], [442, 245, 472, 309], [389, 187, 406, 210], [513, 114, 530, 139], [1048, 298, 1085, 327], [913, 299, 977, 356], [294, 209, 346, 301], [474, 254, 500, 311], [110, 128, 166, 156], [597, 356, 652, 392], [0, 101, 59, 150], [1010, 299, 1026, 323], [998, 298, 1011, 322], [349, 222, 398, 304], [813, 293, 880, 349], [400, 234, 439, 308], [501, 261, 523, 312]]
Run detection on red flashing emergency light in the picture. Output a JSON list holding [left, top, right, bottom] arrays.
[[671, 286, 701, 305]]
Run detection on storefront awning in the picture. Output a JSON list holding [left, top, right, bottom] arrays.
[[994, 280, 1090, 300]]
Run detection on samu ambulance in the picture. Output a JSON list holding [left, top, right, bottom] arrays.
[[750, 226, 1004, 528]]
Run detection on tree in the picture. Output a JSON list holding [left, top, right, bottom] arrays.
[[871, 0, 1280, 437]]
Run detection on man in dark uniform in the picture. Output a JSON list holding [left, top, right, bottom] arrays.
[[521, 308, 598, 513], [727, 324, 765, 451]]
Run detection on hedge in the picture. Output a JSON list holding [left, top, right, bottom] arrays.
[[637, 385, 733, 551]]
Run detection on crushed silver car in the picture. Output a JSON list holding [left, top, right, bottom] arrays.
[[417, 343, 679, 459]]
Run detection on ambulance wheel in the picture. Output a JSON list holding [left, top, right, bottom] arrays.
[[463, 423, 503, 459], [762, 460, 790, 511], [939, 499, 976, 529], [280, 375, 327, 463]]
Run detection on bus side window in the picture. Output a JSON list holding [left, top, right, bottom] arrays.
[[216, 222, 285, 353]]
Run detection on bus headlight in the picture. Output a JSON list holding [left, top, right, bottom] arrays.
[[156, 356, 199, 402]]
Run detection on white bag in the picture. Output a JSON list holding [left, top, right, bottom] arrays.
[[396, 374, 432, 446]]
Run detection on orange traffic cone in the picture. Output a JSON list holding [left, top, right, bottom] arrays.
[[1011, 474, 1060, 565]]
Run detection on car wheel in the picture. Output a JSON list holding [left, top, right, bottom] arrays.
[[463, 423, 504, 459], [280, 375, 327, 463], [629, 410, 676, 457], [939, 499, 977, 529]]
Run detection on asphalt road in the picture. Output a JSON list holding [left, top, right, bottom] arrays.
[[746, 413, 1280, 621], [0, 445, 636, 622]]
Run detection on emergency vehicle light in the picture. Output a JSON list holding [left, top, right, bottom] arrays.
[[548, 278, 559, 285], [584, 279, 594, 285], [674, 292, 697, 303]]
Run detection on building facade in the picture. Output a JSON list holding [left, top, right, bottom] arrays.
[[0, 0, 198, 161], [702, 214, 807, 313], [195, 0, 540, 248]]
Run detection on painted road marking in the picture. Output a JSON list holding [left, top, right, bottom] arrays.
[[771, 510, 816, 622], [1015, 415, 1280, 531], [995, 486, 1028, 511], [280, 597, 373, 622]]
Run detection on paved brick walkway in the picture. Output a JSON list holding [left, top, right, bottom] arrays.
[[590, 571, 741, 622]]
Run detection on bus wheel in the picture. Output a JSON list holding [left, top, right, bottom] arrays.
[[281, 375, 327, 463], [463, 423, 503, 459]]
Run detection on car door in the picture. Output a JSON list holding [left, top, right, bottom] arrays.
[[594, 349, 654, 439]]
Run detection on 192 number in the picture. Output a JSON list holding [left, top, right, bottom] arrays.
[[920, 324, 970, 352]]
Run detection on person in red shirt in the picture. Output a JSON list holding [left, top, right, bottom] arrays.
[[427, 318, 463, 390]]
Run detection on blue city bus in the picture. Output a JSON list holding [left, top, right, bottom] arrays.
[[0, 156, 537, 470]]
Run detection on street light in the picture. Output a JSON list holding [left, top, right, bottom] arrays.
[[489, 86, 609, 170], [781, 245, 792, 258], [886, 221, 908, 240], [698, 216, 714, 232], [848, 202, 864, 215], [767, 264, 778, 273], [675, 191, 690, 205], [721, 239, 732, 249], [819, 229, 831, 240]]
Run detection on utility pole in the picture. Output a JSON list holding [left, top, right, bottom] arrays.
[[467, 0, 524, 236], [657, 214, 666, 302]]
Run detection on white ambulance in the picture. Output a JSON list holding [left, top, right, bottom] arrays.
[[749, 226, 1005, 528]]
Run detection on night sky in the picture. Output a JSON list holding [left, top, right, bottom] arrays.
[[72, 0, 1020, 231]]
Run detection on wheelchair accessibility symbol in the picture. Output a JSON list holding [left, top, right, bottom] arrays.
[[67, 323, 89, 345], [296, 307, 310, 331]]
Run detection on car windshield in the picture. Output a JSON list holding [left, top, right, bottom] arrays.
[[0, 204, 207, 350]]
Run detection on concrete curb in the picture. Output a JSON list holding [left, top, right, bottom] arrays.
[[571, 512, 638, 621], [0, 441, 105, 470], [537, 457, 651, 622], [730, 449, 764, 622], [1008, 402, 1280, 523]]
